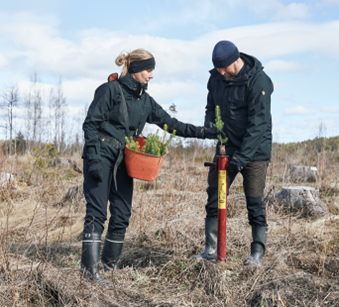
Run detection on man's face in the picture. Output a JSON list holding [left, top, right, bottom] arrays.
[[217, 62, 238, 81]]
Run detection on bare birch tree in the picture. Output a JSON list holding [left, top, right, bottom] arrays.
[[25, 73, 44, 149], [1, 84, 19, 155], [47, 88, 55, 144], [24, 88, 32, 151], [53, 78, 67, 151], [30, 73, 43, 145]]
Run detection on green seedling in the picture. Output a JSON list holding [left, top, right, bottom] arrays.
[[125, 124, 176, 157], [213, 105, 228, 145], [125, 136, 140, 151]]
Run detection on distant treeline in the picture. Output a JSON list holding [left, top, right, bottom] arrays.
[[273, 136, 339, 153], [0, 135, 337, 161]]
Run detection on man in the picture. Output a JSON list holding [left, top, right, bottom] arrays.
[[193, 41, 273, 267]]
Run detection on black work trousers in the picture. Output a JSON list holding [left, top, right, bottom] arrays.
[[206, 156, 269, 227], [83, 159, 133, 235]]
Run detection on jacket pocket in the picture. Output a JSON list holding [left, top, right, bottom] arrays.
[[99, 134, 121, 162]]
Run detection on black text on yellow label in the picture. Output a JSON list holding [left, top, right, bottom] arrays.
[[218, 170, 227, 209]]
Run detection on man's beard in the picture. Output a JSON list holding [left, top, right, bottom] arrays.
[[223, 73, 237, 81]]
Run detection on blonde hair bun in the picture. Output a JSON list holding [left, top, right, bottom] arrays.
[[115, 52, 130, 67]]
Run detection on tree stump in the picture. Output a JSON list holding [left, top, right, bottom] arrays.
[[289, 166, 318, 183], [55, 184, 85, 212], [54, 158, 71, 168], [275, 186, 326, 218], [68, 159, 83, 173], [0, 172, 17, 188]]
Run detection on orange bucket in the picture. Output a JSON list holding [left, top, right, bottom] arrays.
[[124, 137, 166, 181]]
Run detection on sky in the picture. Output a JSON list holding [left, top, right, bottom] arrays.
[[1, 0, 339, 143]]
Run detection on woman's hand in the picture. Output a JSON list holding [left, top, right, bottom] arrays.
[[88, 160, 103, 182]]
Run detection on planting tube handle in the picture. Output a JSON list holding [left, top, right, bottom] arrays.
[[204, 162, 216, 167]]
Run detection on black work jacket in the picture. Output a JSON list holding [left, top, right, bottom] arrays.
[[82, 72, 205, 167], [205, 53, 274, 166]]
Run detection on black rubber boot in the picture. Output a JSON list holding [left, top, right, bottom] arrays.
[[244, 226, 268, 267], [192, 218, 218, 262], [101, 233, 125, 270], [81, 233, 109, 284]]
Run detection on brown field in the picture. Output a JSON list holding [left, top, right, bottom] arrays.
[[0, 140, 339, 306]]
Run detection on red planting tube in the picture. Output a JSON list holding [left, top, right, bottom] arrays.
[[216, 155, 228, 262]]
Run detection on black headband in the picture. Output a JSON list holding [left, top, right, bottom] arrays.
[[128, 58, 156, 73]]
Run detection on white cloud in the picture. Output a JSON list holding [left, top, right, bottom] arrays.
[[150, 81, 203, 104], [321, 105, 339, 113], [139, 0, 240, 31], [0, 54, 7, 69], [289, 127, 309, 135], [265, 60, 314, 73], [244, 0, 311, 21], [320, 0, 339, 5], [273, 82, 293, 90], [244, 0, 281, 16], [274, 117, 332, 142], [283, 106, 314, 115], [62, 78, 103, 106], [1, 11, 339, 84], [281, 94, 313, 104], [294, 98, 312, 104], [272, 3, 311, 21], [273, 118, 282, 125], [235, 21, 339, 59]]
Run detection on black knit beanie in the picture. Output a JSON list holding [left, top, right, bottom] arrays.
[[212, 41, 240, 68]]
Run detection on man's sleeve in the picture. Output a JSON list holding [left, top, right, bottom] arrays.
[[147, 96, 205, 138], [82, 83, 115, 161], [204, 78, 216, 127], [232, 74, 273, 166]]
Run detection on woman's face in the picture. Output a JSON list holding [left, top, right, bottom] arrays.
[[131, 69, 154, 84]]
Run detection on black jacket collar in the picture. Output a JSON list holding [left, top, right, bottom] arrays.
[[119, 72, 148, 98]]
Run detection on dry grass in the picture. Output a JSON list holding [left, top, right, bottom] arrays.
[[0, 145, 339, 306]]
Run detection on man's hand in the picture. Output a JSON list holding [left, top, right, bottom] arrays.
[[228, 157, 243, 173], [88, 160, 103, 182], [204, 127, 227, 140]]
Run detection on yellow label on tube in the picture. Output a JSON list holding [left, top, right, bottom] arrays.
[[218, 170, 227, 209]]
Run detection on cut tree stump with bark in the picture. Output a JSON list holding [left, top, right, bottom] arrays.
[[68, 159, 83, 173], [289, 166, 318, 183], [54, 184, 85, 212], [275, 186, 327, 218], [51, 158, 83, 173], [0, 172, 17, 188], [54, 158, 71, 168]]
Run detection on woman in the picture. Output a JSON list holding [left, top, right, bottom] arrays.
[[81, 49, 224, 283]]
